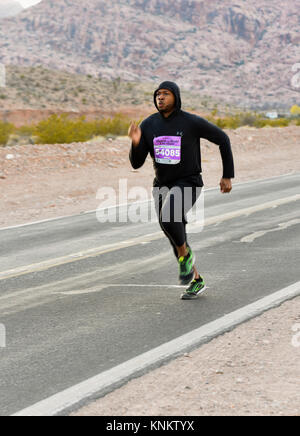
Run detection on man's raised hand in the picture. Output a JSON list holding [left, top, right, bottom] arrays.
[[128, 122, 142, 147]]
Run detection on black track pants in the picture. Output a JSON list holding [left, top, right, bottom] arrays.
[[152, 184, 202, 258]]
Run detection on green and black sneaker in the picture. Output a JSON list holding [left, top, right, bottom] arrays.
[[178, 247, 195, 285], [180, 276, 206, 300]]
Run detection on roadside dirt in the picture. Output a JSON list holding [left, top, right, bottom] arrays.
[[0, 125, 299, 416]]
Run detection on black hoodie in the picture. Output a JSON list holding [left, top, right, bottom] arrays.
[[129, 81, 234, 187]]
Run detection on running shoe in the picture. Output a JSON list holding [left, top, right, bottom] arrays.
[[180, 276, 206, 300], [178, 247, 195, 285]]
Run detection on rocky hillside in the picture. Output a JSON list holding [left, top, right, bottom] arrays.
[[0, 0, 299, 109], [1, 65, 232, 126]]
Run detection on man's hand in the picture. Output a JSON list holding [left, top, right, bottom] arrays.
[[128, 122, 142, 147], [220, 178, 232, 193]]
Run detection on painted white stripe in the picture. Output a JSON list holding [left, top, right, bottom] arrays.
[[240, 218, 300, 243], [0, 200, 151, 232], [12, 280, 300, 416], [1, 193, 299, 282], [56, 284, 187, 295]]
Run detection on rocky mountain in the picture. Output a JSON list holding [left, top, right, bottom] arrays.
[[0, 0, 299, 109]]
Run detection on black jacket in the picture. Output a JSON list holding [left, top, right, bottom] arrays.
[[129, 81, 235, 187]]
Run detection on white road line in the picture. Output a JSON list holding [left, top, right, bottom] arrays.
[[1, 193, 299, 282], [56, 284, 187, 295], [240, 218, 300, 243], [12, 280, 300, 416]]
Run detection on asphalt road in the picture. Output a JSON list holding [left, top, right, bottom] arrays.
[[0, 173, 299, 416]]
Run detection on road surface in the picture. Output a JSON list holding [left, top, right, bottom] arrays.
[[0, 173, 299, 416]]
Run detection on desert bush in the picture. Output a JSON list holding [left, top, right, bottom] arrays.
[[34, 113, 133, 144], [0, 121, 15, 145], [16, 125, 36, 137], [35, 114, 94, 144], [207, 112, 290, 129], [1, 110, 293, 147], [91, 113, 131, 137], [290, 105, 300, 116], [238, 112, 260, 127], [254, 118, 290, 128]]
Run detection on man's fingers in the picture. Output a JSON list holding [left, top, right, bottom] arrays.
[[128, 122, 138, 134], [220, 179, 232, 193], [128, 122, 136, 136], [128, 122, 142, 146]]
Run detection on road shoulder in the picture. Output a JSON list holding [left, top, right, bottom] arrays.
[[72, 296, 300, 416]]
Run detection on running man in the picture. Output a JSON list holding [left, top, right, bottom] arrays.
[[128, 81, 234, 299]]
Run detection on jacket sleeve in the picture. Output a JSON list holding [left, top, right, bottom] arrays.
[[129, 128, 149, 170], [195, 117, 235, 179]]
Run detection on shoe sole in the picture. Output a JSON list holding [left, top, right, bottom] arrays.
[[180, 285, 207, 300]]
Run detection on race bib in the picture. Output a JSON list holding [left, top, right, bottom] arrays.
[[153, 136, 181, 165]]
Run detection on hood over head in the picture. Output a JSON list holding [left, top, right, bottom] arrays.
[[154, 81, 182, 112]]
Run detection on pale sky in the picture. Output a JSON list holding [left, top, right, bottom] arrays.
[[18, 0, 42, 8]]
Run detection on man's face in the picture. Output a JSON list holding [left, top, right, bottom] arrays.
[[156, 89, 176, 114]]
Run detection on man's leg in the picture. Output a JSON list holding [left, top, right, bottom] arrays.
[[153, 186, 178, 258], [178, 187, 206, 299], [153, 184, 203, 286], [176, 243, 188, 258], [160, 186, 200, 284], [176, 243, 200, 280]]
